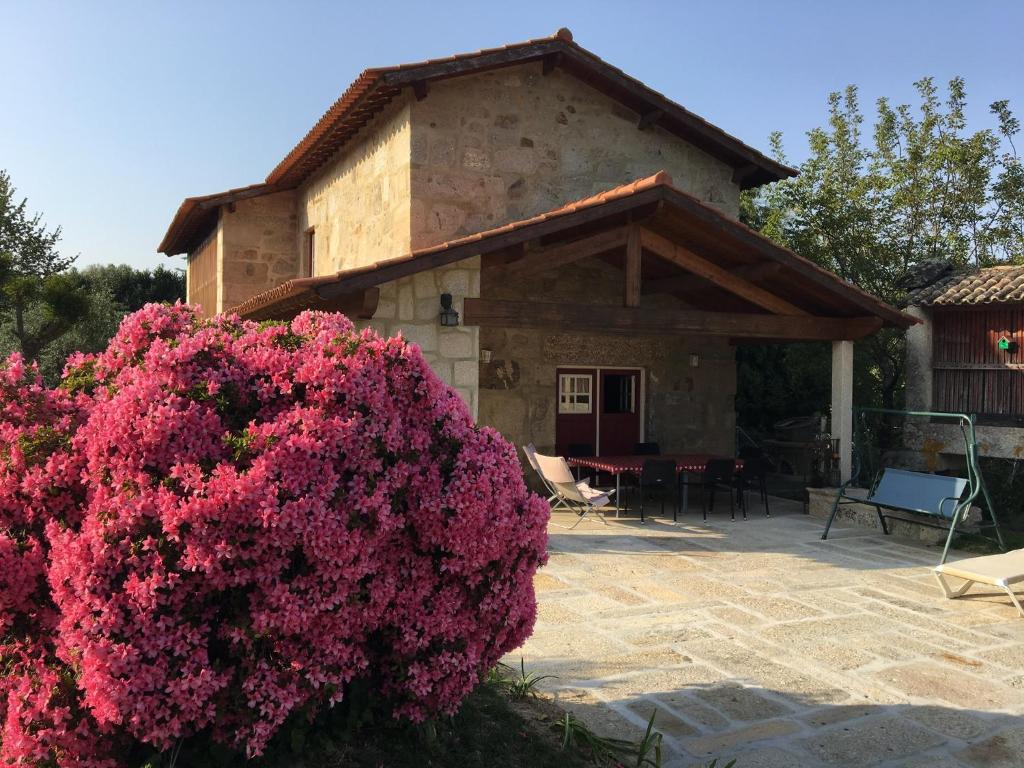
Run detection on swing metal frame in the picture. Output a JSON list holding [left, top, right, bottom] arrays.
[[821, 407, 1007, 564]]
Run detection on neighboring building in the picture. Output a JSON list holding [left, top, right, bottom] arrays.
[[904, 261, 1024, 460], [159, 29, 913, 472]]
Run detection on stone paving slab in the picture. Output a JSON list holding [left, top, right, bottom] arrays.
[[508, 500, 1024, 767]]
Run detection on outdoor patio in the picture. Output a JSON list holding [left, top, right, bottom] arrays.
[[513, 501, 1024, 767]]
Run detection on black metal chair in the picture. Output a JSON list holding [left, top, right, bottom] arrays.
[[736, 456, 770, 517], [566, 443, 595, 482], [638, 459, 677, 523], [702, 458, 740, 521], [633, 442, 661, 455]]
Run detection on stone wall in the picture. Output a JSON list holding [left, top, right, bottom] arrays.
[[807, 486, 981, 546], [299, 101, 412, 274], [357, 257, 480, 418], [408, 64, 740, 251], [221, 191, 300, 311], [477, 256, 736, 456]]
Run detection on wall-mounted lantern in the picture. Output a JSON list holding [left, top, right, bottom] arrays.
[[439, 293, 460, 327]]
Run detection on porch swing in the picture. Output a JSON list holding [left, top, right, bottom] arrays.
[[821, 407, 1007, 564]]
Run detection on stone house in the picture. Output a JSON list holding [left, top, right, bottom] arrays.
[[904, 261, 1024, 461], [159, 29, 914, 476]]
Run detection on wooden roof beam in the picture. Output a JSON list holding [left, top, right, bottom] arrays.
[[643, 261, 783, 296], [638, 108, 663, 131], [639, 228, 808, 316], [542, 52, 562, 75], [489, 226, 630, 279], [463, 298, 883, 341]]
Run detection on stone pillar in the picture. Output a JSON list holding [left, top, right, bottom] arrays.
[[904, 305, 932, 410], [831, 340, 854, 483]]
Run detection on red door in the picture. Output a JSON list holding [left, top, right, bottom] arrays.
[[598, 369, 640, 456], [554, 368, 642, 456], [555, 368, 597, 456]]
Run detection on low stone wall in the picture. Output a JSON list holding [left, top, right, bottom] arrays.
[[807, 486, 979, 546]]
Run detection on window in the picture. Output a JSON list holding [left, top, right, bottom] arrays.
[[305, 228, 316, 276], [603, 374, 636, 414], [558, 373, 593, 414]]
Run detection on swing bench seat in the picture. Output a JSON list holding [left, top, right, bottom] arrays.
[[822, 468, 968, 540], [934, 549, 1024, 617]]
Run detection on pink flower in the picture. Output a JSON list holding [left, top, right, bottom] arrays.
[[0, 304, 549, 764]]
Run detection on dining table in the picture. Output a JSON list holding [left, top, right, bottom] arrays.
[[565, 454, 743, 518]]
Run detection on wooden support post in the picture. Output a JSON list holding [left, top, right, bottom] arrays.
[[625, 225, 641, 307], [831, 340, 854, 483]]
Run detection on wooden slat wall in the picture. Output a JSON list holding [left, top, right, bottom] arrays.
[[932, 307, 1024, 416], [188, 231, 218, 318]]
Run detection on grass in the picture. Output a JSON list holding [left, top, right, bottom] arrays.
[[294, 683, 595, 768], [143, 661, 733, 768]]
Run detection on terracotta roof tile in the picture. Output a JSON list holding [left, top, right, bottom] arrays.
[[230, 171, 916, 332], [230, 172, 676, 316], [162, 28, 796, 255], [907, 265, 1024, 306]]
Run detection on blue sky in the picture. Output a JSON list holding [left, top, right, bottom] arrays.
[[2, 0, 1021, 270]]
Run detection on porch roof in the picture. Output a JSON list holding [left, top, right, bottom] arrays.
[[231, 172, 916, 339]]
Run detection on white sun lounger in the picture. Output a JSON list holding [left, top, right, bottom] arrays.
[[934, 549, 1024, 616]]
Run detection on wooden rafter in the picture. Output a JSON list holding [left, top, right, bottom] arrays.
[[489, 227, 630, 279], [463, 298, 882, 341], [639, 228, 808, 316], [624, 224, 641, 307], [643, 261, 782, 296]]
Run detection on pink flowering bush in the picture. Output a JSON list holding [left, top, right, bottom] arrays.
[[0, 304, 549, 765]]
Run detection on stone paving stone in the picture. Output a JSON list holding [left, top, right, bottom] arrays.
[[903, 704, 991, 741], [651, 691, 731, 731], [898, 754, 972, 768], [592, 582, 648, 606], [534, 600, 583, 624], [798, 715, 945, 766], [597, 665, 724, 701], [533, 571, 570, 592], [800, 640, 876, 671], [623, 699, 700, 738], [868, 631, 951, 662], [682, 719, 802, 758], [680, 746, 811, 768], [735, 595, 825, 622], [872, 662, 1016, 709], [549, 591, 628, 615], [958, 726, 1024, 768], [799, 703, 877, 728], [706, 604, 766, 627], [616, 624, 715, 648], [692, 682, 793, 722], [514, 511, 1024, 767], [974, 643, 1024, 670]]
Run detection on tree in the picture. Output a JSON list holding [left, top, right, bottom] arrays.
[[740, 79, 1024, 421], [30, 263, 186, 382], [0, 170, 89, 361]]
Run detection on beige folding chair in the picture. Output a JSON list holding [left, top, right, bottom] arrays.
[[523, 444, 570, 512], [533, 451, 613, 529], [933, 549, 1024, 617]]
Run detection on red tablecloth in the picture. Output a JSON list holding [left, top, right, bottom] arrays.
[[566, 454, 742, 475]]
